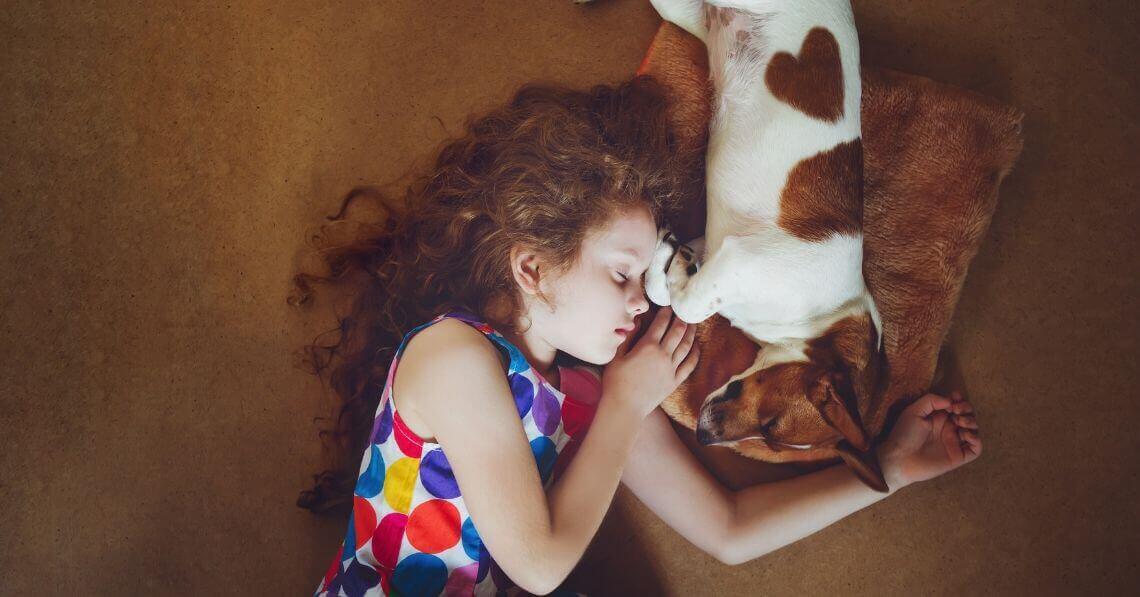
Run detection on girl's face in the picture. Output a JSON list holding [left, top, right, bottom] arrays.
[[532, 205, 658, 365]]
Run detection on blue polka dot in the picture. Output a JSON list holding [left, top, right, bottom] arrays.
[[530, 436, 557, 485], [356, 445, 385, 498], [497, 337, 530, 372], [510, 374, 534, 417], [342, 512, 356, 561], [392, 553, 448, 596], [420, 448, 461, 499], [460, 517, 483, 560]]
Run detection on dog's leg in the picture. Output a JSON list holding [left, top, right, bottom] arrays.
[[649, 0, 708, 43], [646, 228, 681, 306]]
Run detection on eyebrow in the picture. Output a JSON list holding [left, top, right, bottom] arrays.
[[613, 248, 650, 270]]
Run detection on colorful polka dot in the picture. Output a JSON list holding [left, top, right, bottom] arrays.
[[393, 552, 448, 596], [499, 338, 529, 372], [460, 517, 482, 561], [407, 499, 461, 553], [341, 511, 357, 562], [370, 398, 393, 444], [530, 435, 557, 485], [356, 445, 385, 498], [384, 457, 420, 514], [341, 558, 380, 596], [372, 512, 407, 572], [510, 374, 534, 417], [393, 411, 424, 458], [420, 448, 461, 499], [532, 380, 562, 435], [444, 562, 480, 595], [561, 397, 596, 439], [352, 497, 377, 551]]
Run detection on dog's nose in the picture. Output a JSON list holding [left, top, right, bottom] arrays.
[[696, 426, 715, 445]]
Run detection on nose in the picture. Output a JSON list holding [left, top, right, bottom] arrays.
[[696, 424, 717, 446], [629, 289, 649, 316]]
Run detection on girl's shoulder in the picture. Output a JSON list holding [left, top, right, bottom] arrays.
[[391, 316, 511, 441]]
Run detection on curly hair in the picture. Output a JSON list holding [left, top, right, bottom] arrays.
[[290, 74, 701, 516]]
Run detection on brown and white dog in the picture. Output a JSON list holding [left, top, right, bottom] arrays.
[[644, 1, 889, 490]]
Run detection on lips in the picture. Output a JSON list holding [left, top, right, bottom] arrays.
[[615, 323, 636, 336]]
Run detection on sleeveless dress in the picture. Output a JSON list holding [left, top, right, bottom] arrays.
[[315, 309, 603, 597]]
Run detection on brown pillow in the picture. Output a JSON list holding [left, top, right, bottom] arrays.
[[637, 22, 1025, 466]]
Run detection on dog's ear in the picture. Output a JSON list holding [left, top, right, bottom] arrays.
[[835, 440, 889, 493], [807, 371, 870, 452]]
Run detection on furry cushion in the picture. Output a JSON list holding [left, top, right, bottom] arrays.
[[636, 22, 1025, 465]]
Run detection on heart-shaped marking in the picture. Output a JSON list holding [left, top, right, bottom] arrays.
[[764, 27, 844, 122]]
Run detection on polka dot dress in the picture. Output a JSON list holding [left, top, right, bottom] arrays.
[[315, 310, 602, 597]]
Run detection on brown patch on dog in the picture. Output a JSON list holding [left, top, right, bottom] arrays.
[[777, 139, 864, 242], [765, 27, 845, 122]]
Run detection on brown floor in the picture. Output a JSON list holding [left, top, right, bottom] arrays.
[[1, 1, 1136, 594]]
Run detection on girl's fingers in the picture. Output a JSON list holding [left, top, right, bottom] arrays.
[[952, 413, 979, 429], [676, 342, 700, 381], [646, 305, 673, 342], [912, 393, 953, 417], [951, 400, 975, 415], [672, 323, 696, 366], [662, 315, 688, 353], [958, 428, 980, 443]]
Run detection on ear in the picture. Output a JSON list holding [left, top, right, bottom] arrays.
[[807, 371, 870, 452], [835, 440, 889, 493], [509, 246, 544, 296]]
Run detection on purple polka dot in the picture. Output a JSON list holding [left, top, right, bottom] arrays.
[[341, 558, 381, 596], [420, 448, 461, 499], [532, 381, 562, 435], [444, 562, 479, 595], [371, 398, 393, 444], [510, 375, 534, 417]]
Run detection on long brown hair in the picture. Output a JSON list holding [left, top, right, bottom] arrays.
[[291, 74, 699, 516]]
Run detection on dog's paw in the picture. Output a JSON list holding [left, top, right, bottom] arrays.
[[665, 241, 699, 295], [646, 229, 679, 306]]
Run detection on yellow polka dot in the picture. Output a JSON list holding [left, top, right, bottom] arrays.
[[384, 457, 419, 514]]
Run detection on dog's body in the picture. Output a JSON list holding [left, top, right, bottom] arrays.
[[645, 0, 888, 489]]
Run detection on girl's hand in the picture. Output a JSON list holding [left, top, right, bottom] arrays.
[[876, 391, 982, 489], [602, 306, 700, 419]]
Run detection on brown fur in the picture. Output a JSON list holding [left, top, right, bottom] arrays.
[[777, 139, 864, 241], [765, 27, 845, 122], [636, 22, 1024, 476]]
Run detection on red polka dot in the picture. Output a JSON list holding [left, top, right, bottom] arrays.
[[322, 547, 343, 589], [393, 410, 424, 458], [353, 497, 377, 551], [372, 512, 408, 571], [561, 398, 597, 439], [406, 499, 462, 554]]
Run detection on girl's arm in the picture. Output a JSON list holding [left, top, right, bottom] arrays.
[[405, 320, 648, 595], [621, 394, 981, 565]]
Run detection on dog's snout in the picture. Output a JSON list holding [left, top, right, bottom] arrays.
[[696, 426, 716, 446]]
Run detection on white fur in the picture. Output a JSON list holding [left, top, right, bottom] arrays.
[[647, 0, 883, 368]]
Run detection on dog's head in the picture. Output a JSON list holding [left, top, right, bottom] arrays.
[[695, 312, 887, 491]]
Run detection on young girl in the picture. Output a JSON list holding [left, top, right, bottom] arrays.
[[296, 75, 982, 596]]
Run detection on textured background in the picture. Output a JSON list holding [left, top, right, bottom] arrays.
[[1, 1, 1136, 594]]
